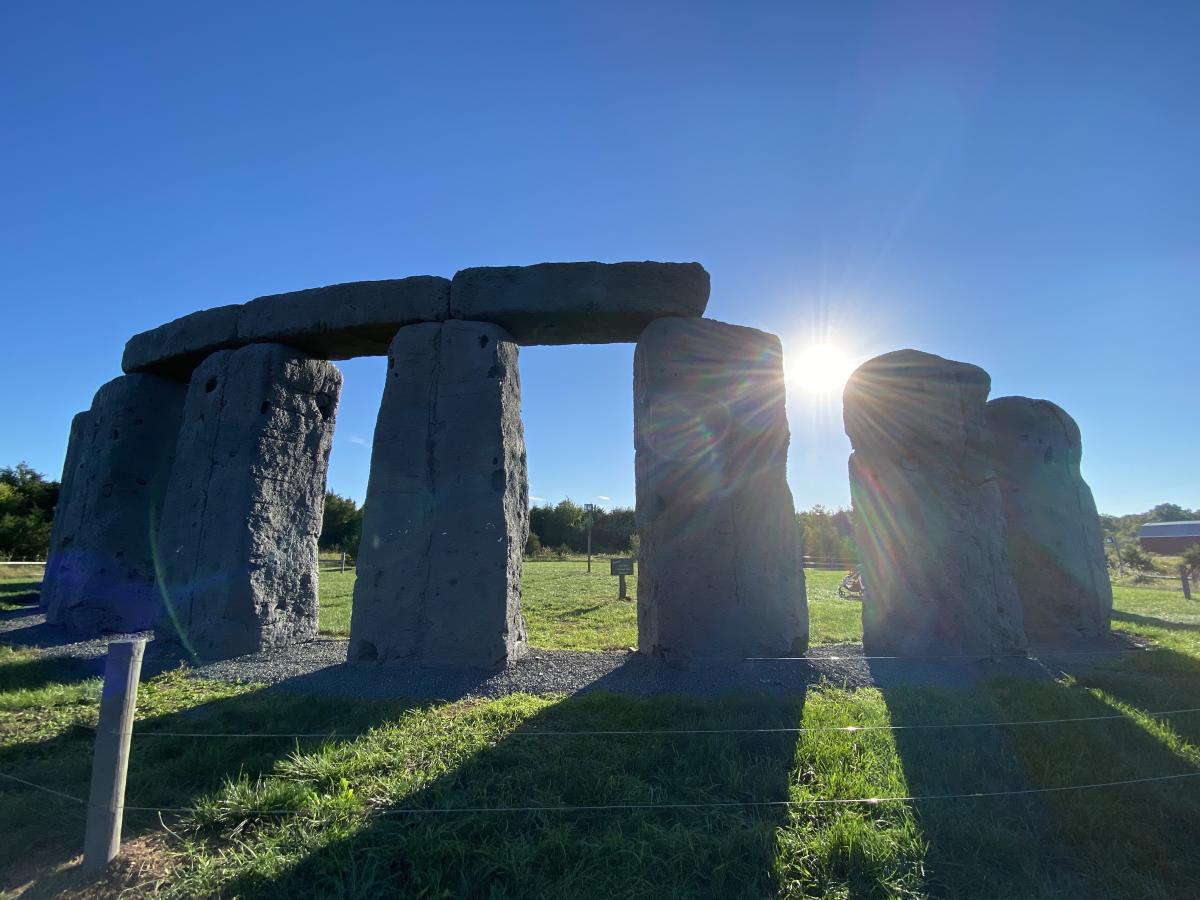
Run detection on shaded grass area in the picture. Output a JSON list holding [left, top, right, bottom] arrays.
[[0, 567, 43, 609], [317, 564, 854, 649], [2, 578, 1200, 895]]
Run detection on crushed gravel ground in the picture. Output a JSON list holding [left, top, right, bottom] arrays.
[[2, 605, 1138, 701]]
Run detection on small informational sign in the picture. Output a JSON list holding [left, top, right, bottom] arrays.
[[610, 558, 635, 576]]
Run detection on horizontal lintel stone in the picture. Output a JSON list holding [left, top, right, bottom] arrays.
[[122, 277, 451, 378], [450, 261, 709, 345]]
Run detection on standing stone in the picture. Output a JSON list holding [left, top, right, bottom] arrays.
[[42, 375, 186, 633], [986, 397, 1112, 642], [348, 320, 529, 667], [634, 317, 807, 662], [41, 411, 92, 613], [844, 350, 1026, 656], [155, 344, 340, 659]]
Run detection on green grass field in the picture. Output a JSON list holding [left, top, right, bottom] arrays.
[[3, 566, 1200, 897], [320, 562, 859, 650]]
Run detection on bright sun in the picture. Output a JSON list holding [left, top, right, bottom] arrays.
[[787, 343, 856, 395]]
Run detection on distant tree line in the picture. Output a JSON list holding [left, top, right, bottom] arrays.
[[527, 499, 636, 556], [796, 505, 857, 564], [0, 463, 59, 560], [5, 457, 1194, 576]]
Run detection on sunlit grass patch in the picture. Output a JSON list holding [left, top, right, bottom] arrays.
[[318, 564, 860, 650], [774, 687, 925, 898]]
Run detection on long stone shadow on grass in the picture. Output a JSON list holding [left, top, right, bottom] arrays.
[[984, 666, 1200, 899], [0, 672, 422, 893], [1112, 609, 1200, 632], [872, 665, 1091, 900], [1077, 644, 1200, 746], [207, 681, 808, 900]]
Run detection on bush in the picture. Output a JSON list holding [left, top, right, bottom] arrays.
[[0, 463, 59, 560], [1121, 545, 1156, 572], [525, 530, 542, 556]]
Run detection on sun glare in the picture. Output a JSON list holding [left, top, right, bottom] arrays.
[[787, 343, 856, 395]]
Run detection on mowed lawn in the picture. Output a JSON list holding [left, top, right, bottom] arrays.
[[320, 561, 860, 649], [2, 566, 1200, 897]]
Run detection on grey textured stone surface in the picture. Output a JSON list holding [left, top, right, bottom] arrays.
[[844, 349, 1026, 656], [986, 396, 1112, 642], [348, 320, 529, 668], [450, 261, 709, 345], [40, 410, 92, 612], [634, 317, 807, 662], [122, 278, 451, 378], [122, 305, 243, 379], [41, 375, 187, 633], [154, 344, 341, 660]]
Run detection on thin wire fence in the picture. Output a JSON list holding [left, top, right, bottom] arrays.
[[113, 704, 1200, 740], [6, 769, 1200, 818]]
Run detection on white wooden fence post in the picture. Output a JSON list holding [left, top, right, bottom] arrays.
[[83, 639, 145, 873]]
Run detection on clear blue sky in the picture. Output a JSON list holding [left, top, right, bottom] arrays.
[[2, 1, 1196, 516]]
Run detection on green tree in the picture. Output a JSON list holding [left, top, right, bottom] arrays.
[[319, 492, 362, 556], [0, 462, 59, 560]]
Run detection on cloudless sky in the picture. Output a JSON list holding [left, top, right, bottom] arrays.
[[2, 1, 1196, 515]]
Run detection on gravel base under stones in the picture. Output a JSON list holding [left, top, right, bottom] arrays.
[[2, 606, 1143, 701]]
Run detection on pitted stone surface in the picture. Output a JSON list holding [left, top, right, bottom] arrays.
[[154, 344, 341, 660], [634, 317, 807, 662], [987, 397, 1112, 642], [122, 277, 451, 378], [844, 349, 1026, 656], [41, 375, 186, 633], [450, 262, 709, 345], [348, 320, 528, 668]]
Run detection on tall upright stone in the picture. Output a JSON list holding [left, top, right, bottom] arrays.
[[348, 320, 529, 667], [986, 397, 1112, 642], [155, 343, 341, 659], [42, 376, 186, 633], [844, 350, 1026, 656], [41, 411, 92, 613], [634, 317, 807, 662]]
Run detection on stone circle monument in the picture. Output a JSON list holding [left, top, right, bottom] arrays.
[[44, 261, 810, 665], [45, 259, 1111, 665]]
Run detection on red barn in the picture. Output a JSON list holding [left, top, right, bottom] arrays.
[[1138, 521, 1200, 554]]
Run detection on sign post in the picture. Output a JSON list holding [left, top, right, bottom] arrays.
[[610, 558, 634, 600], [584, 504, 599, 574]]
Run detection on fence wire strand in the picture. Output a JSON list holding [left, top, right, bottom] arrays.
[[116, 705, 1200, 740], [115, 770, 1200, 816], [0, 771, 86, 804], [7, 767, 1200, 819]]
